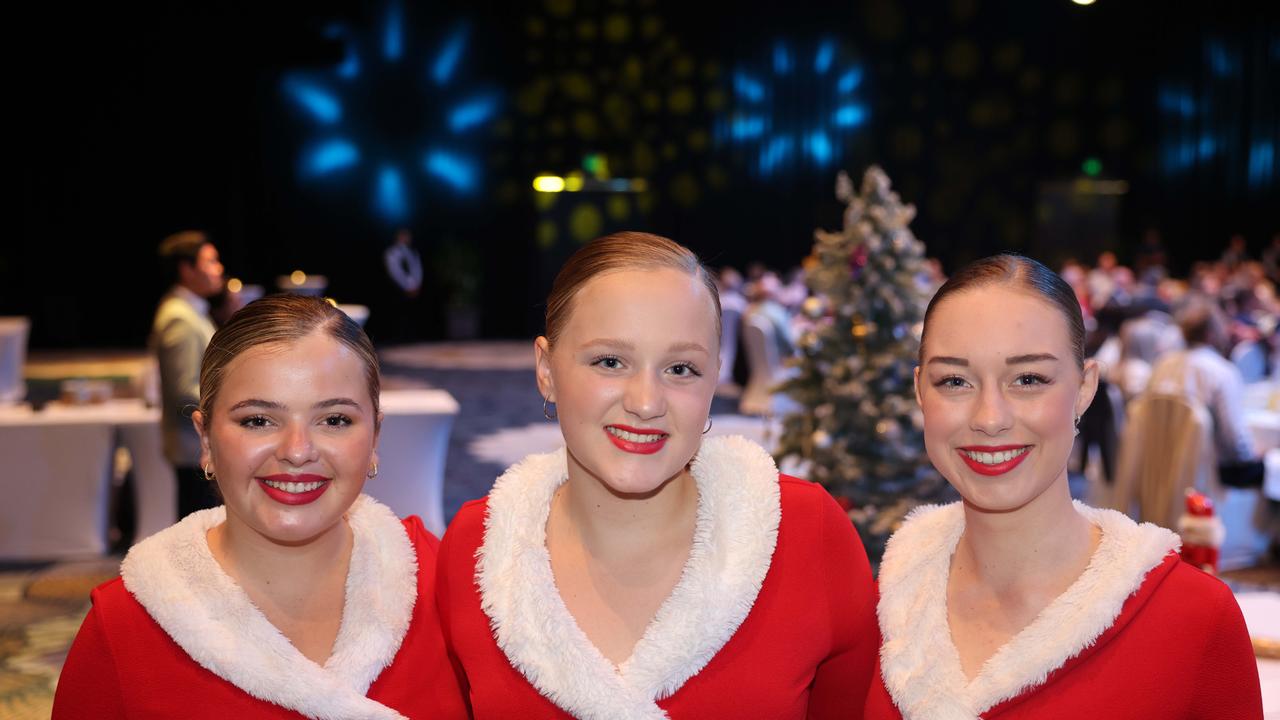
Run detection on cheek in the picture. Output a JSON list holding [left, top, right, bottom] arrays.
[[1022, 390, 1077, 437], [208, 428, 287, 475], [919, 393, 963, 442]]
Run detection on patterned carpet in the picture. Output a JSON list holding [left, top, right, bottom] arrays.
[[2, 341, 1277, 718]]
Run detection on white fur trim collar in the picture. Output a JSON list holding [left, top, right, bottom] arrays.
[[876, 500, 1180, 720], [121, 495, 417, 720], [476, 435, 782, 720]]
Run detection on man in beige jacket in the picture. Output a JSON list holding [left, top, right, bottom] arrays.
[[151, 231, 224, 518]]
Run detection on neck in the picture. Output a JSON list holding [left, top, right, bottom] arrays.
[[955, 475, 1096, 591], [208, 512, 353, 597], [556, 450, 699, 557]]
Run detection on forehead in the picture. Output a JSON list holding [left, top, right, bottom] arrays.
[[925, 287, 1073, 358], [562, 268, 718, 341], [219, 333, 369, 398], [197, 244, 218, 261]]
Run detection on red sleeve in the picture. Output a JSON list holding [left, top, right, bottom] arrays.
[[807, 491, 879, 720], [1188, 582, 1263, 719], [52, 595, 127, 719]]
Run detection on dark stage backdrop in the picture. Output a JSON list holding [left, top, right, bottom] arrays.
[[11, 0, 1278, 348]]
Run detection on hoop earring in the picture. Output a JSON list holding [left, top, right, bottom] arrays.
[[703, 416, 713, 434], [1073, 415, 1081, 437], [367, 463, 379, 479], [202, 464, 216, 481], [543, 397, 557, 420]]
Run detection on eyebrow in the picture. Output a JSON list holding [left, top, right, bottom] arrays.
[[227, 398, 363, 412], [1005, 353, 1059, 364], [925, 353, 1059, 368], [580, 339, 709, 355]]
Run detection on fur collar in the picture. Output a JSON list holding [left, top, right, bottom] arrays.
[[876, 500, 1181, 720], [476, 435, 782, 720], [121, 495, 417, 720]]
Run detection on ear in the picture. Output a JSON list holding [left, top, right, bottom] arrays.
[[534, 336, 555, 403], [914, 365, 924, 407], [192, 410, 213, 472], [1075, 358, 1101, 419]]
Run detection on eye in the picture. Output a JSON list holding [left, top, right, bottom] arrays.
[[668, 362, 703, 378], [591, 355, 624, 370], [322, 414, 353, 427], [239, 415, 272, 428], [1013, 373, 1051, 387], [934, 375, 970, 390]]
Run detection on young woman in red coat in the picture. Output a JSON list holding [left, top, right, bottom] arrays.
[[864, 255, 1262, 719], [437, 232, 878, 719], [53, 295, 466, 719]]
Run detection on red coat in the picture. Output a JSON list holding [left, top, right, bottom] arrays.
[[436, 437, 879, 719], [54, 499, 467, 719], [864, 502, 1262, 720]]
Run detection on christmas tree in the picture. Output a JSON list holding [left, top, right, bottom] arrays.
[[775, 166, 948, 562]]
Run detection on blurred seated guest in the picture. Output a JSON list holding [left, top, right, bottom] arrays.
[[1262, 233, 1280, 284], [151, 231, 224, 518], [1149, 297, 1263, 486], [1134, 226, 1168, 285], [744, 271, 796, 358], [1086, 250, 1122, 312], [1060, 259, 1094, 331], [917, 256, 947, 295], [54, 295, 466, 719], [778, 266, 810, 312], [1111, 311, 1183, 402], [1220, 233, 1249, 270], [715, 266, 748, 392]]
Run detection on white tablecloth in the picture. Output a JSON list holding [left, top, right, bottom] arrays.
[[0, 400, 174, 559], [1235, 592, 1280, 717], [366, 389, 459, 536]]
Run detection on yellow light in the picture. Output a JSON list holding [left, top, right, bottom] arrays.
[[630, 178, 648, 193], [533, 175, 565, 192], [291, 270, 307, 285], [226, 278, 243, 293], [564, 175, 584, 192], [1071, 0, 1095, 5]]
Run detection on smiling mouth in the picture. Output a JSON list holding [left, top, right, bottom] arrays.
[[605, 426, 668, 443], [960, 447, 1031, 465], [956, 446, 1032, 476], [255, 474, 332, 505], [260, 478, 327, 493], [604, 425, 669, 454]]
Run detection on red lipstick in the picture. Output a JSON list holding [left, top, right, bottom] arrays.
[[956, 445, 1032, 476], [604, 424, 669, 455], [255, 473, 331, 505]]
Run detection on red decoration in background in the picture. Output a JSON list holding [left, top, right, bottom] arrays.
[[1177, 490, 1224, 574]]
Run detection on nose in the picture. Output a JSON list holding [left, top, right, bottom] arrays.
[[970, 385, 1013, 436], [279, 422, 319, 466], [623, 370, 667, 421]]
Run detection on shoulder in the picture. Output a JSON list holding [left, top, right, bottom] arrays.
[[778, 475, 845, 519], [88, 576, 134, 614], [401, 514, 440, 555], [1152, 555, 1237, 608], [439, 498, 489, 561]]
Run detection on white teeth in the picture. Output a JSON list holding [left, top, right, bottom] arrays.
[[606, 427, 666, 443], [962, 447, 1029, 465], [263, 479, 326, 493]]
